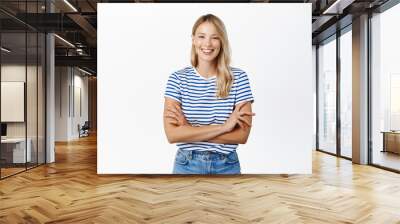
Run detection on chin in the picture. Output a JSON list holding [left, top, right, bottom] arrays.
[[198, 55, 218, 63]]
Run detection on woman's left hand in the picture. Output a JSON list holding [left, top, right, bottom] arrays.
[[164, 104, 189, 126], [222, 102, 255, 133]]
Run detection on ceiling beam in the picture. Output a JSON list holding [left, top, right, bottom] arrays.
[[55, 55, 96, 69], [67, 13, 97, 43], [322, 0, 356, 14]]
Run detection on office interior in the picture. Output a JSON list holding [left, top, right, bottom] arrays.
[[0, 0, 399, 222], [0, 0, 97, 179]]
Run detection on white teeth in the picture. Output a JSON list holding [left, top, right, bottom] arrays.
[[201, 49, 214, 54]]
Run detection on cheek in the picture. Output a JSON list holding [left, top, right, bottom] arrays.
[[193, 43, 201, 53], [213, 41, 221, 51], [194, 39, 203, 47], [214, 43, 221, 54]]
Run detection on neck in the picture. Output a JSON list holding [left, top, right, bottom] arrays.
[[196, 61, 217, 78]]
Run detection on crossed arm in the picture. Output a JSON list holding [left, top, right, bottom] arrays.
[[163, 97, 255, 144]]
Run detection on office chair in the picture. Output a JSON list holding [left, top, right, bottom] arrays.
[[79, 121, 90, 138]]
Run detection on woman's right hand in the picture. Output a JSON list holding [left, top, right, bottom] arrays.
[[164, 103, 189, 126], [223, 102, 255, 133]]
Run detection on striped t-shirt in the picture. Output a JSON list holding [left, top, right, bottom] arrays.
[[164, 66, 254, 154]]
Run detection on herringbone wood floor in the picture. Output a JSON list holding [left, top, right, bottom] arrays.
[[1, 134, 400, 224]]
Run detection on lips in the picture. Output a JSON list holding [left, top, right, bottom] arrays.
[[201, 48, 214, 55]]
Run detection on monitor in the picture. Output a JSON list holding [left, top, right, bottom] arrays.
[[1, 123, 7, 137]]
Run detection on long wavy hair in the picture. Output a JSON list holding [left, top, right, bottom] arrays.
[[191, 14, 233, 98]]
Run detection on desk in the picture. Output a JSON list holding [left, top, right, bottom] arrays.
[[381, 131, 400, 154], [1, 138, 31, 163]]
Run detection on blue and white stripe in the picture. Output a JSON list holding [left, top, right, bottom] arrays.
[[164, 66, 254, 154]]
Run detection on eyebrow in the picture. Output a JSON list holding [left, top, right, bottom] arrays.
[[196, 32, 219, 37]]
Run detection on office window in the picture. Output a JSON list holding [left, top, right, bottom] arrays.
[[318, 37, 337, 154], [340, 29, 352, 158], [371, 3, 400, 171], [313, 45, 317, 150]]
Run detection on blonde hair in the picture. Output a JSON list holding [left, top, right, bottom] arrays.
[[191, 14, 233, 98]]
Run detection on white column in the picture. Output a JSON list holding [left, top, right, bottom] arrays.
[[46, 33, 55, 163], [352, 14, 369, 164], [46, 1, 55, 163]]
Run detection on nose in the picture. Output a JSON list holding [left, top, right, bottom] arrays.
[[204, 37, 212, 46]]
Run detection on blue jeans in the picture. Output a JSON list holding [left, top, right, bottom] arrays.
[[172, 149, 241, 174]]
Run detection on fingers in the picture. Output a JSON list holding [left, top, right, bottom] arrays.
[[164, 113, 178, 125], [168, 105, 188, 123], [239, 112, 256, 117], [166, 107, 178, 115], [166, 107, 182, 120], [167, 119, 178, 125], [167, 105, 185, 118], [239, 120, 252, 130], [237, 111, 254, 128], [165, 106, 187, 126], [174, 104, 182, 113], [237, 120, 245, 129], [171, 104, 183, 116], [238, 116, 252, 127], [164, 112, 178, 120]]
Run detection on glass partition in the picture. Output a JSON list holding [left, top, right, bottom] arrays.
[[0, 1, 46, 179], [1, 31, 28, 177], [317, 36, 337, 155], [27, 31, 38, 169], [38, 32, 45, 165]]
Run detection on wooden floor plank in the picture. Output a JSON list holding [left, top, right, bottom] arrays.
[[0, 134, 400, 223]]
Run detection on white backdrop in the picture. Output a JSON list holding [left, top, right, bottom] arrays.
[[98, 3, 313, 174]]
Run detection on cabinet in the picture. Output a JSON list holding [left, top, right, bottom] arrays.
[[382, 131, 400, 154], [0, 138, 32, 165]]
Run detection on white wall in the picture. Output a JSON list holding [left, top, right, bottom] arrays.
[[55, 66, 69, 141], [98, 3, 313, 174], [55, 67, 89, 141], [72, 72, 89, 138]]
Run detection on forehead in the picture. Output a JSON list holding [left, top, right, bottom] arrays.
[[195, 22, 218, 34]]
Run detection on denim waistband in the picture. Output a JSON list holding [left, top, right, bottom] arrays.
[[178, 149, 234, 160]]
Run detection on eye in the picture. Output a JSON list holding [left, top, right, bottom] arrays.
[[212, 37, 219, 40], [198, 35, 205, 39]]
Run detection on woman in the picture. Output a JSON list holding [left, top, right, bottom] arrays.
[[163, 14, 255, 174]]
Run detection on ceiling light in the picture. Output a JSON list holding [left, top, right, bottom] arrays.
[[1, 47, 11, 53], [63, 0, 78, 12], [54, 34, 75, 48], [78, 67, 92, 76]]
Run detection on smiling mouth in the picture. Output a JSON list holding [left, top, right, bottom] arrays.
[[201, 48, 214, 54]]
